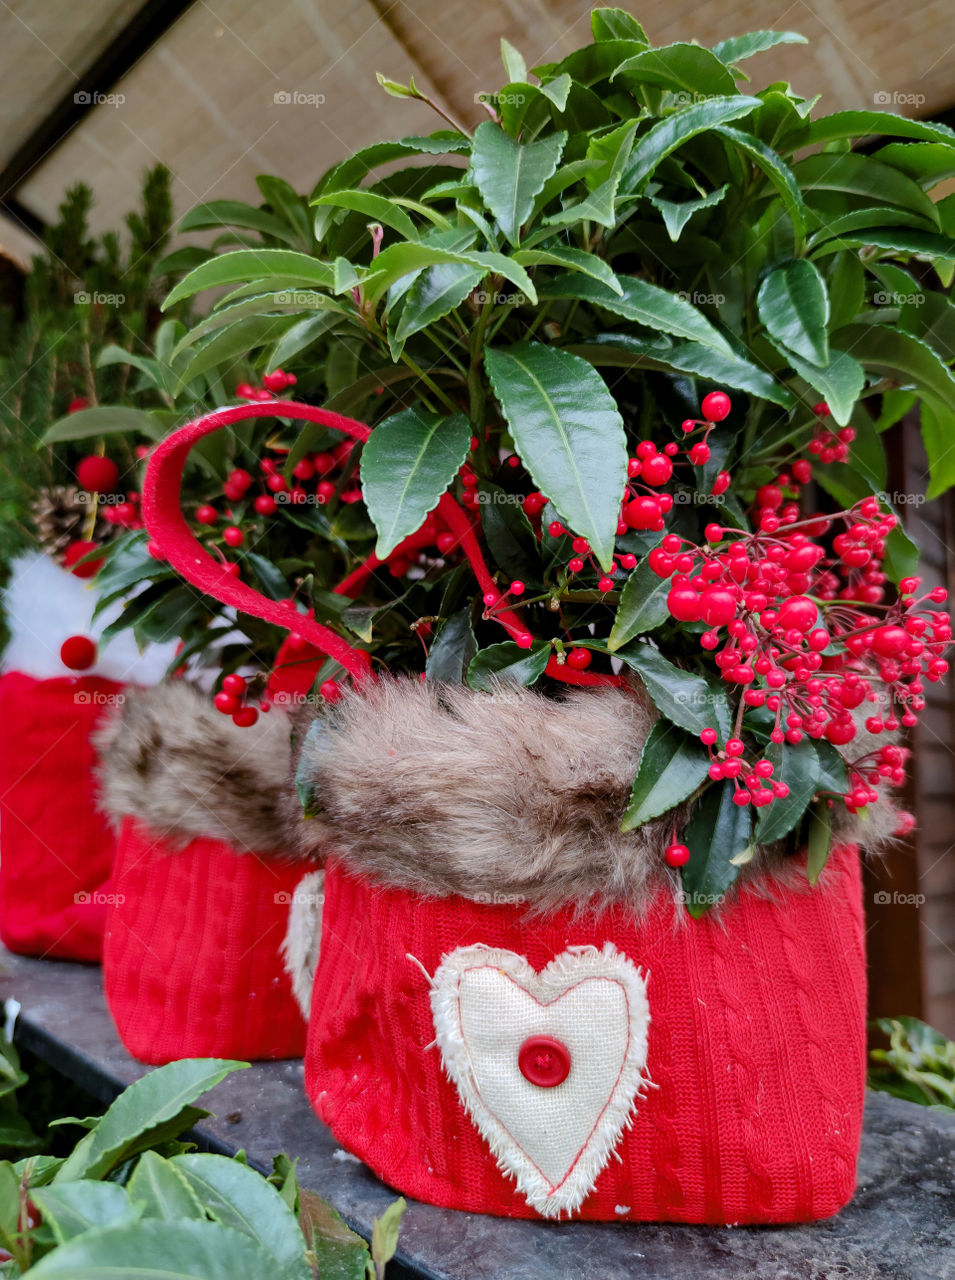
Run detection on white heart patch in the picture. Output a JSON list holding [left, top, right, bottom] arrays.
[[429, 942, 650, 1217]]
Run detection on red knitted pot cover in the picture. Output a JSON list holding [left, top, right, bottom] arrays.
[[305, 846, 867, 1223], [103, 818, 309, 1064], [0, 671, 122, 962]]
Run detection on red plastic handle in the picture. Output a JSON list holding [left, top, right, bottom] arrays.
[[141, 401, 373, 683]]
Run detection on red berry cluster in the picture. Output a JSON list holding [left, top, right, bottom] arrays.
[[213, 673, 260, 727], [807, 402, 856, 465], [699, 729, 790, 809], [235, 368, 298, 401]]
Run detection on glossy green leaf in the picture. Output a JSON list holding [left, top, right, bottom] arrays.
[[172, 1153, 310, 1279], [371, 1198, 407, 1272], [512, 245, 622, 293], [362, 242, 536, 307], [614, 43, 739, 96], [25, 1219, 280, 1280], [812, 227, 955, 260], [712, 30, 807, 66], [794, 153, 939, 225], [756, 739, 820, 843], [126, 1151, 206, 1222], [920, 401, 955, 500], [391, 262, 485, 352], [300, 1190, 370, 1280], [484, 343, 627, 570], [806, 799, 832, 885], [362, 407, 471, 559], [55, 1059, 248, 1183], [621, 720, 710, 831], [835, 324, 955, 421], [900, 290, 955, 362], [620, 97, 761, 195], [614, 645, 730, 737], [163, 250, 335, 309], [267, 311, 342, 369], [32, 1182, 141, 1245], [806, 110, 955, 147], [469, 123, 566, 246], [608, 558, 671, 649], [540, 274, 732, 354], [815, 739, 850, 797], [785, 348, 865, 426], [179, 316, 297, 385], [257, 173, 312, 246], [312, 189, 418, 240], [544, 122, 636, 229], [714, 125, 807, 248], [41, 406, 164, 444], [426, 608, 478, 683], [467, 640, 551, 691], [591, 8, 648, 43], [178, 200, 299, 245], [680, 780, 752, 916], [478, 483, 543, 583], [826, 251, 865, 329], [647, 184, 729, 241], [757, 259, 829, 366], [500, 37, 527, 82]]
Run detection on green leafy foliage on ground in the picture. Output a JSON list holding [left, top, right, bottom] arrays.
[[869, 1016, 955, 1109]]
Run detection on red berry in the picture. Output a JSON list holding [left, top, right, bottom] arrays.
[[681, 418, 698, 434], [320, 679, 342, 702], [667, 586, 700, 622], [813, 402, 831, 417], [871, 625, 908, 657], [700, 728, 718, 746], [648, 548, 673, 577], [214, 691, 239, 715], [232, 706, 259, 728], [514, 633, 534, 649], [196, 505, 218, 525], [664, 842, 690, 867], [732, 790, 751, 806], [711, 470, 731, 496], [825, 719, 856, 746], [598, 576, 615, 592], [776, 596, 817, 633], [725, 739, 745, 757], [572, 537, 590, 554], [76, 455, 119, 494], [68, 397, 89, 413], [701, 391, 732, 422], [792, 459, 812, 484], [510, 580, 525, 595], [63, 540, 103, 579], [704, 523, 723, 544], [254, 495, 277, 516], [641, 454, 673, 486], [60, 635, 97, 671], [222, 674, 246, 697], [223, 526, 244, 548], [624, 497, 663, 530], [688, 443, 710, 466], [228, 468, 252, 491], [548, 521, 565, 538], [263, 369, 290, 392], [568, 557, 584, 573], [698, 587, 736, 627], [566, 648, 591, 670]]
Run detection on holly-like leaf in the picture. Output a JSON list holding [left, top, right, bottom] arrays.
[[467, 640, 550, 691], [757, 259, 830, 366], [806, 799, 833, 885], [484, 343, 627, 571], [621, 720, 710, 831], [312, 189, 418, 240], [712, 30, 807, 66], [426, 608, 477, 684], [362, 408, 471, 560], [756, 739, 820, 844], [619, 97, 761, 196], [680, 780, 753, 916], [883, 521, 920, 583], [647, 184, 729, 241], [715, 126, 807, 249], [163, 249, 335, 308], [478, 483, 543, 584], [591, 8, 648, 43], [31, 1182, 141, 1245], [784, 347, 865, 426], [390, 262, 485, 354], [614, 43, 739, 96], [615, 644, 731, 737], [469, 122, 567, 245], [608, 558, 671, 650]]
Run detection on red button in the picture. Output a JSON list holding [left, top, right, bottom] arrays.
[[518, 1035, 571, 1088]]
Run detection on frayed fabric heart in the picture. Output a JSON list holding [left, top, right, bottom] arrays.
[[430, 943, 651, 1217]]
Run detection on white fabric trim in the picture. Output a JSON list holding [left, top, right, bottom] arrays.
[[280, 870, 325, 1020], [430, 943, 650, 1217]]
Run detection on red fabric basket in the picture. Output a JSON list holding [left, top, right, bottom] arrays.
[[305, 845, 867, 1224], [103, 818, 309, 1064], [0, 671, 121, 961]]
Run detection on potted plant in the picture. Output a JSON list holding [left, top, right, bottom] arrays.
[[134, 8, 954, 1221]]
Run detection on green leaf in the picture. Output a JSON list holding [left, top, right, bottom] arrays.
[[826, 250, 865, 330], [614, 43, 739, 96], [806, 110, 955, 147], [32, 1182, 141, 1245], [371, 1198, 407, 1272], [55, 1059, 248, 1183], [179, 316, 296, 385], [794, 153, 939, 225], [681, 780, 752, 916], [362, 242, 536, 307], [712, 30, 807, 66], [615, 645, 730, 737], [756, 739, 820, 843], [714, 125, 807, 249], [540, 274, 732, 354], [608, 558, 671, 649], [815, 739, 850, 796], [784, 347, 864, 426], [647, 184, 729, 241], [806, 799, 833, 885], [300, 1190, 370, 1280], [542, 122, 637, 230], [500, 37, 527, 82], [41, 406, 163, 445], [391, 262, 485, 351], [478, 483, 543, 583], [362, 407, 471, 560], [620, 97, 761, 196], [920, 401, 955, 500], [268, 311, 342, 369], [484, 343, 627, 571], [835, 324, 955, 422], [899, 290, 955, 364], [470, 123, 566, 246], [426, 608, 478, 683], [126, 1151, 206, 1222], [163, 249, 335, 309], [621, 720, 710, 831], [312, 189, 418, 240], [591, 9, 648, 43], [467, 640, 550, 691], [512, 246, 622, 293], [179, 200, 300, 245], [172, 1153, 310, 1280], [757, 259, 829, 366], [25, 1219, 279, 1280]]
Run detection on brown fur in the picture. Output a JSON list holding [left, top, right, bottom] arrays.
[[94, 681, 292, 855], [284, 677, 901, 912]]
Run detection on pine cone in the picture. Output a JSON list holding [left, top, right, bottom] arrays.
[[31, 485, 106, 562]]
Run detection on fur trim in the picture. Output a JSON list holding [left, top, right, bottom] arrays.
[[281, 870, 324, 1019], [94, 681, 292, 854], [286, 677, 899, 911]]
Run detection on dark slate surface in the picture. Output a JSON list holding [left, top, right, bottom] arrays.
[[2, 944, 953, 1280]]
